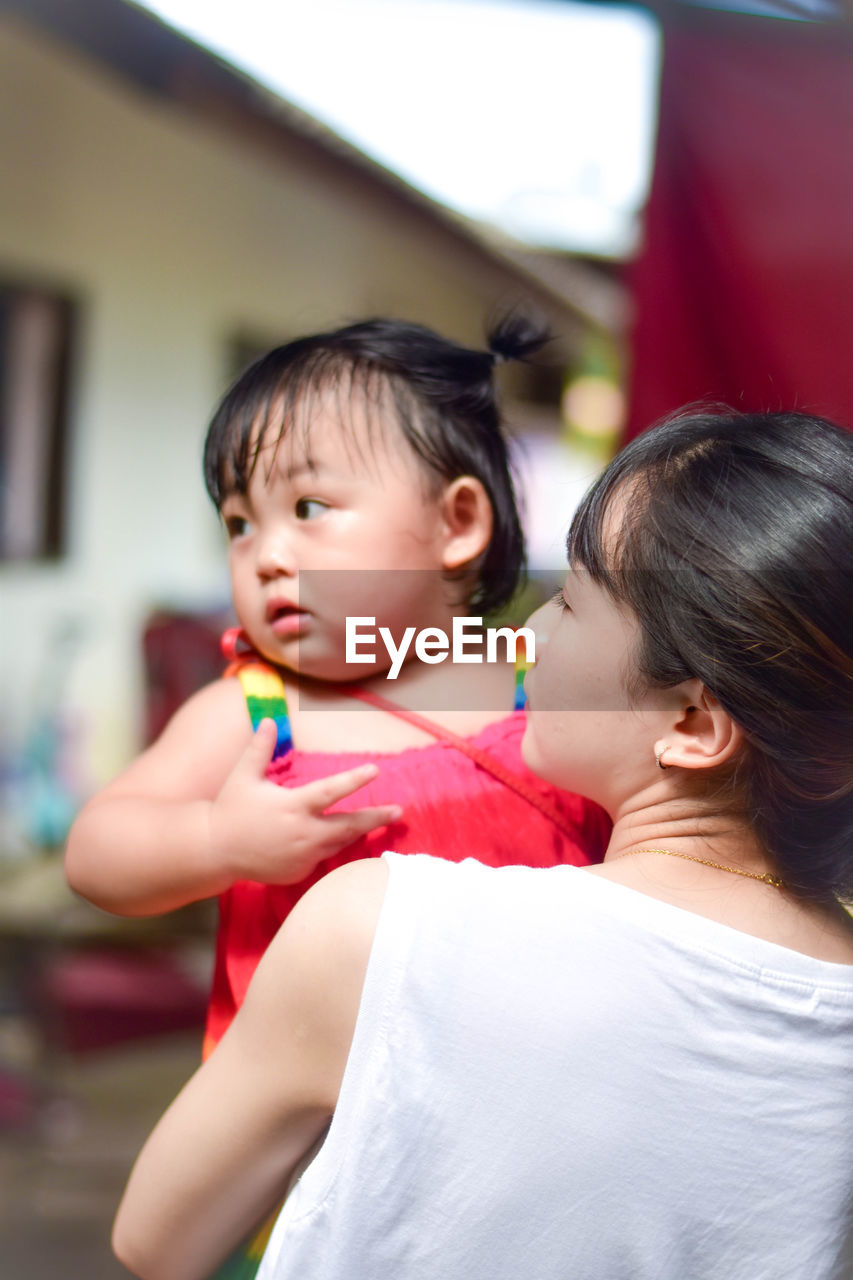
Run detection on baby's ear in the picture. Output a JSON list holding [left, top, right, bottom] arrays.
[[439, 476, 493, 570], [654, 680, 744, 773]]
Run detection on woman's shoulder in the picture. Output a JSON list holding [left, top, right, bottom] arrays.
[[583, 863, 853, 974], [261, 859, 390, 994]]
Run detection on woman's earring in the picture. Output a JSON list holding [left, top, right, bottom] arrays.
[[655, 748, 669, 770]]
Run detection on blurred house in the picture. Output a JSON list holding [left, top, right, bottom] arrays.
[[0, 0, 622, 795]]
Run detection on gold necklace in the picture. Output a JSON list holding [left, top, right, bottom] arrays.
[[623, 847, 786, 890]]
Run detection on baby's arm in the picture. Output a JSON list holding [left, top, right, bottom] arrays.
[[112, 859, 387, 1280], [65, 679, 254, 915], [66, 679, 401, 917]]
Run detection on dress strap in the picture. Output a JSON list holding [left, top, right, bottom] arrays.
[[514, 648, 530, 711], [221, 629, 292, 760], [220, 626, 529, 766], [341, 685, 577, 839]]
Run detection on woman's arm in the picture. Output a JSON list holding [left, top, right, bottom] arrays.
[[112, 857, 389, 1280]]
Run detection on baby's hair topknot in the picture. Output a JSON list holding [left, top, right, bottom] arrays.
[[486, 311, 550, 366]]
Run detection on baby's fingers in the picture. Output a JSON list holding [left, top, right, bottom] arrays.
[[303, 763, 383, 812], [232, 718, 279, 780], [318, 805, 404, 851]]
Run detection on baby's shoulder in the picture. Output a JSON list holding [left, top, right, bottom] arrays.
[[154, 675, 254, 765], [99, 677, 253, 804], [186, 671, 253, 728]]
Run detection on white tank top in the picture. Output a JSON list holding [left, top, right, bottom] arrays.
[[258, 854, 853, 1280]]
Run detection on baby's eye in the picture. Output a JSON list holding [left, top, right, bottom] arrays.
[[552, 589, 572, 613], [295, 498, 329, 521], [223, 514, 250, 539]]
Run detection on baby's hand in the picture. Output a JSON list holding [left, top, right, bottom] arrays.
[[209, 719, 403, 886]]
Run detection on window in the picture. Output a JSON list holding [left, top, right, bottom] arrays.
[[0, 283, 75, 560]]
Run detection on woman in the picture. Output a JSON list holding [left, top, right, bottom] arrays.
[[113, 409, 853, 1280]]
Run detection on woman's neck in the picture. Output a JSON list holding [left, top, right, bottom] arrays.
[[592, 801, 853, 965], [604, 799, 772, 879]]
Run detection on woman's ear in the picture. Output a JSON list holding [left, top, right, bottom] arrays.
[[439, 476, 493, 571], [654, 680, 744, 772]]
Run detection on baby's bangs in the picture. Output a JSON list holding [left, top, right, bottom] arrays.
[[202, 389, 266, 506], [203, 347, 377, 505], [271, 360, 422, 480], [203, 353, 291, 504]]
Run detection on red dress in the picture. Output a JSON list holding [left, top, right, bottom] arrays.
[[204, 686, 610, 1054]]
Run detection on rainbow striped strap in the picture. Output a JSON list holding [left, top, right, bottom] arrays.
[[221, 625, 527, 755], [233, 662, 292, 759], [221, 629, 292, 759], [514, 646, 530, 710], [234, 651, 527, 722]]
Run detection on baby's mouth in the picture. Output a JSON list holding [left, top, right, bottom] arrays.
[[266, 599, 310, 635], [266, 600, 299, 623]]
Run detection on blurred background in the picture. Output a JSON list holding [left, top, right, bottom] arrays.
[[0, 0, 852, 1273]]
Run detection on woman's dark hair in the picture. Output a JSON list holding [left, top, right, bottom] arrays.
[[569, 408, 853, 904], [203, 313, 548, 615]]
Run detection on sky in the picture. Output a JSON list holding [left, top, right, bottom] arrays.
[[133, 0, 662, 257]]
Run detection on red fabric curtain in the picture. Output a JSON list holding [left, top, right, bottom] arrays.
[[625, 12, 853, 440]]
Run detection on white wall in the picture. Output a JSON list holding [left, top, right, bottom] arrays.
[[0, 17, 525, 791]]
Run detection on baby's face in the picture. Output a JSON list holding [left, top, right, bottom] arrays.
[[219, 392, 455, 681]]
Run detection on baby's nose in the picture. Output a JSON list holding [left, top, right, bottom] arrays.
[[256, 530, 296, 577]]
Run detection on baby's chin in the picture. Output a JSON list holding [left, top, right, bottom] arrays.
[[251, 638, 386, 686]]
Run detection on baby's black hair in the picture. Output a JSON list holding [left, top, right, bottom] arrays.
[[569, 408, 853, 905], [204, 313, 548, 615]]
